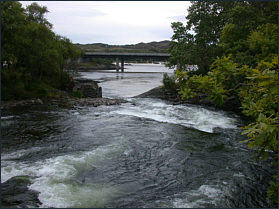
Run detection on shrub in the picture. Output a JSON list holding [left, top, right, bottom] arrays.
[[71, 90, 83, 98], [162, 73, 177, 90], [59, 72, 75, 91]]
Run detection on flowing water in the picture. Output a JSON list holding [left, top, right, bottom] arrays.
[[1, 64, 277, 208]]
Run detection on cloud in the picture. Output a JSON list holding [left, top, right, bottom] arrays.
[[20, 1, 192, 45], [167, 15, 187, 22]]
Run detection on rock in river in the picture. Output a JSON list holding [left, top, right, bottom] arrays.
[[1, 176, 42, 208]]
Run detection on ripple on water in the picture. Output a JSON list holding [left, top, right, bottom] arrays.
[[1, 100, 277, 208]]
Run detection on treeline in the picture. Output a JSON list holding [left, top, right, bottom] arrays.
[[166, 1, 278, 204], [1, 1, 84, 101], [75, 40, 170, 53]]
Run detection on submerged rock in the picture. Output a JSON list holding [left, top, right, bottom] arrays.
[[1, 176, 42, 208]]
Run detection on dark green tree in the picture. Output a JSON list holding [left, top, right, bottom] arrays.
[[1, 1, 26, 68], [24, 2, 53, 28], [167, 1, 237, 75], [220, 1, 278, 67], [1, 1, 84, 100]]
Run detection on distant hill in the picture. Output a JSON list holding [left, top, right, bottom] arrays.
[[75, 40, 171, 53]]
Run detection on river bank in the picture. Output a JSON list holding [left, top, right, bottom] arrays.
[[1, 96, 128, 110], [1, 85, 243, 116], [76, 63, 116, 71], [1, 77, 128, 110], [134, 86, 244, 116]]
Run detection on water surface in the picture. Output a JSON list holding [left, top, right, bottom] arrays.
[[1, 64, 277, 208]]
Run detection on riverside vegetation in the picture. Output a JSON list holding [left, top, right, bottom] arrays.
[[1, 1, 84, 101], [163, 1, 278, 204]]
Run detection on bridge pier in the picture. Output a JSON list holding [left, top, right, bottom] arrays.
[[116, 57, 124, 72], [121, 58, 124, 72], [116, 57, 119, 72]]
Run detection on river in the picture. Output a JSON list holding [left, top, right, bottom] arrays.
[[1, 63, 277, 208]]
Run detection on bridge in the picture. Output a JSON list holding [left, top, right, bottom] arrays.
[[79, 52, 172, 72]]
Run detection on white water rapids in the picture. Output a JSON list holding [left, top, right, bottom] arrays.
[[1, 64, 276, 208]]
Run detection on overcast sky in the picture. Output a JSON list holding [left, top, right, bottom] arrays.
[[20, 1, 191, 45]]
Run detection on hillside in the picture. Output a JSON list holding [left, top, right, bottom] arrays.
[[75, 40, 170, 53]]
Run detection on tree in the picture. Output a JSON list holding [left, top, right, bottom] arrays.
[[167, 1, 238, 75], [220, 1, 278, 67], [1, 1, 84, 100], [1, 1, 26, 67], [166, 22, 194, 70], [248, 23, 278, 63], [24, 2, 53, 28]]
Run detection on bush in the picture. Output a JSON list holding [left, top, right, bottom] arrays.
[[59, 72, 75, 91], [37, 86, 48, 97], [162, 73, 177, 90], [71, 90, 83, 98], [1, 86, 15, 101]]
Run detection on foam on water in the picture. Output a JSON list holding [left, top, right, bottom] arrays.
[[172, 185, 224, 208], [154, 184, 228, 208], [1, 147, 44, 162], [1, 115, 20, 120], [1, 115, 21, 126], [113, 98, 238, 133], [1, 136, 128, 208], [30, 178, 120, 208]]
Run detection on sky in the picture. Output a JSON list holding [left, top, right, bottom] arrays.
[[20, 1, 191, 45]]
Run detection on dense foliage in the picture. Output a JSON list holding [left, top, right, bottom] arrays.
[[167, 1, 278, 204], [1, 1, 84, 100]]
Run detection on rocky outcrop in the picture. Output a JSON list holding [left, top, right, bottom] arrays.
[[134, 86, 181, 104], [73, 78, 102, 98], [66, 97, 128, 107], [1, 97, 128, 110], [1, 78, 130, 110], [134, 86, 243, 115], [1, 176, 42, 208], [1, 99, 44, 110]]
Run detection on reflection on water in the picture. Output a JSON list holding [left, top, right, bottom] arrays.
[[116, 74, 124, 80]]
